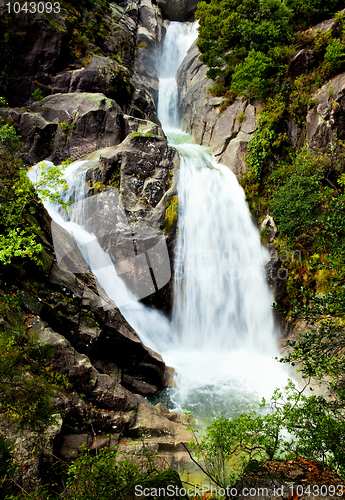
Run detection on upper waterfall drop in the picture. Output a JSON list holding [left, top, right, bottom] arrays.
[[158, 22, 198, 130]]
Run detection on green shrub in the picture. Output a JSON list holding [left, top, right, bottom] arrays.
[[324, 38, 345, 70], [231, 50, 276, 100], [163, 196, 178, 234], [271, 148, 323, 237]]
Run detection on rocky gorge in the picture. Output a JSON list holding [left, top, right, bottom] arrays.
[[1, 0, 345, 497]]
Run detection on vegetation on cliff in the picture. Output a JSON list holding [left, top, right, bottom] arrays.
[[196, 0, 344, 99]]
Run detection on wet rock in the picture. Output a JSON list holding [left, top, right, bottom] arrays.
[[39, 92, 123, 162], [30, 316, 140, 411], [130, 0, 165, 111], [0, 3, 139, 107], [41, 262, 169, 392], [266, 246, 287, 298], [123, 114, 164, 138], [288, 49, 308, 82]]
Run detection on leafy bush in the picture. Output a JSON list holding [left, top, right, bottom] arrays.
[[196, 0, 293, 82], [0, 152, 70, 265], [191, 381, 345, 489], [62, 447, 188, 500], [231, 50, 276, 100], [285, 0, 343, 29], [324, 38, 345, 70], [271, 148, 323, 237]]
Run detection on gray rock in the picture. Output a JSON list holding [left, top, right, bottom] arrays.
[[288, 49, 308, 82], [36, 93, 123, 162], [131, 0, 166, 110], [177, 42, 258, 175], [220, 131, 254, 176], [157, 0, 199, 21], [307, 72, 345, 150], [123, 114, 164, 137], [210, 98, 247, 156], [16, 112, 58, 164], [241, 104, 258, 134]]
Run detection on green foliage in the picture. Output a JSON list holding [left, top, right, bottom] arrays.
[[231, 50, 276, 99], [192, 381, 345, 488], [61, 446, 187, 500], [59, 121, 76, 138], [0, 96, 8, 107], [31, 89, 46, 112], [0, 324, 57, 433], [0, 435, 16, 484], [196, 0, 293, 80], [0, 150, 70, 265], [324, 38, 345, 70], [0, 117, 20, 150], [163, 196, 178, 234], [271, 148, 323, 237], [285, 0, 343, 29], [244, 96, 286, 179]]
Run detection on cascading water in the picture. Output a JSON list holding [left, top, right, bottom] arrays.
[[30, 20, 291, 423], [155, 22, 290, 419]]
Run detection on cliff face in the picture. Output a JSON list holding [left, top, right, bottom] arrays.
[[176, 41, 259, 176]]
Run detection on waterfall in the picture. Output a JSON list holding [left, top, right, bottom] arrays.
[[158, 22, 198, 129], [29, 21, 290, 422], [156, 22, 289, 418]]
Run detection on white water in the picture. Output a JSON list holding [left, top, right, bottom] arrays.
[[29, 21, 291, 422], [155, 22, 290, 418]]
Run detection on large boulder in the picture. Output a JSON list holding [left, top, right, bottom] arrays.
[[157, 0, 199, 21], [177, 42, 258, 176], [0, 93, 124, 164], [83, 128, 180, 313]]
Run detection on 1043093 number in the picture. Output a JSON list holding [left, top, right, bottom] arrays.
[[291, 484, 344, 497], [6, 2, 61, 13]]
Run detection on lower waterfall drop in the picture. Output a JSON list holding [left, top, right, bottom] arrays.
[[156, 22, 290, 419]]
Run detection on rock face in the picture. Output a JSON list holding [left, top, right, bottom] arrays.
[[307, 72, 345, 150], [157, 0, 199, 21], [177, 43, 258, 176], [0, 93, 124, 164], [130, 0, 166, 120], [82, 127, 180, 313], [0, 1, 139, 108]]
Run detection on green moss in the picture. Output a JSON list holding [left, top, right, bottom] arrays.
[[163, 196, 178, 234]]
